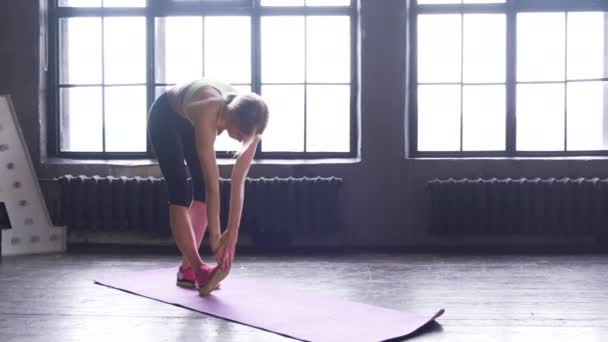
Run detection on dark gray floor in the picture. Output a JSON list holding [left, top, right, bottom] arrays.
[[1, 251, 607, 342]]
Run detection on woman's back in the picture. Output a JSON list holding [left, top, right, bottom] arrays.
[[169, 78, 235, 117]]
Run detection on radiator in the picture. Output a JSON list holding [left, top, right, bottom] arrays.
[[427, 178, 608, 236], [46, 175, 342, 239]]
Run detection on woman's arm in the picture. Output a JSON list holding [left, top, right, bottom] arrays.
[[186, 96, 223, 239], [227, 137, 259, 235], [215, 137, 259, 271]]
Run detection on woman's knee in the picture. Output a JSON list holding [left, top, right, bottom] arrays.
[[189, 200, 207, 215], [169, 203, 190, 223]]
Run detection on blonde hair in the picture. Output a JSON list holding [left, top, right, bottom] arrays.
[[225, 92, 269, 157]]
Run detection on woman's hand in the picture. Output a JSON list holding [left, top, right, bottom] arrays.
[[214, 230, 237, 272]]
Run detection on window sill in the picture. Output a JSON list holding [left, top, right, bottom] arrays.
[[42, 157, 159, 167], [252, 158, 361, 165], [41, 157, 361, 167], [408, 156, 608, 161]]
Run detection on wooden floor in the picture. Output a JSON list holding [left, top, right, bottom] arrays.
[[1, 250, 607, 341]]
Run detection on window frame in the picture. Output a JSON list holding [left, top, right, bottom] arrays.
[[408, 0, 608, 158], [47, 0, 358, 160]]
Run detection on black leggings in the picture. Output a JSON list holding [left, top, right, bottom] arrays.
[[148, 93, 205, 207]]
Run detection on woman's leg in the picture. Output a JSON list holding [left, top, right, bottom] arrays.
[[148, 93, 204, 272], [182, 117, 210, 269], [170, 204, 204, 271], [181, 201, 207, 269]]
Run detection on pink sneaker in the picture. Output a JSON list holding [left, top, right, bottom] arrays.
[[177, 266, 222, 290], [176, 266, 196, 289], [196, 264, 229, 297]]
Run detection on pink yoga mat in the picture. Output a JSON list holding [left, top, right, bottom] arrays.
[[95, 268, 444, 342]]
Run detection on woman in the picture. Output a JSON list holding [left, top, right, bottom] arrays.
[[147, 78, 269, 297]]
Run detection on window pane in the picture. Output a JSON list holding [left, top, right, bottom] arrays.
[[204, 16, 251, 84], [261, 0, 352, 4], [231, 84, 252, 94], [104, 17, 146, 84], [417, 0, 505, 4], [154, 84, 255, 153], [59, 18, 102, 84], [261, 85, 304, 152], [417, 0, 460, 4], [306, 85, 350, 152], [59, 0, 101, 7], [517, 13, 565, 82], [155, 17, 203, 84], [56, 0, 148, 7], [417, 14, 461, 83], [462, 85, 505, 151], [169, 0, 249, 3], [516, 83, 565, 151], [154, 84, 253, 156], [60, 87, 103, 152], [262, 17, 305, 83], [567, 82, 608, 151], [463, 14, 505, 83], [103, 0, 145, 7], [307, 16, 350, 83], [306, 0, 350, 5], [105, 86, 147, 152], [567, 12, 608, 80], [418, 85, 461, 151], [261, 0, 304, 5], [155, 84, 251, 151]]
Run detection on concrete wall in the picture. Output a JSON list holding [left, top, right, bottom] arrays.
[[2, 0, 608, 249]]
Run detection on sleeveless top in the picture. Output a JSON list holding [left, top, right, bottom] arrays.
[[175, 78, 235, 115]]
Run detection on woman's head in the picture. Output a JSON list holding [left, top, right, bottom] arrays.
[[224, 92, 269, 155]]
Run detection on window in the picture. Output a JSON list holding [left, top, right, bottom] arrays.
[[410, 0, 608, 157], [48, 0, 356, 159]]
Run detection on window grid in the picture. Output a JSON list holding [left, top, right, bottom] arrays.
[[304, 15, 308, 152], [459, 7, 464, 151], [563, 12, 568, 151], [48, 0, 357, 160], [101, 16, 106, 152], [410, 0, 608, 158]]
